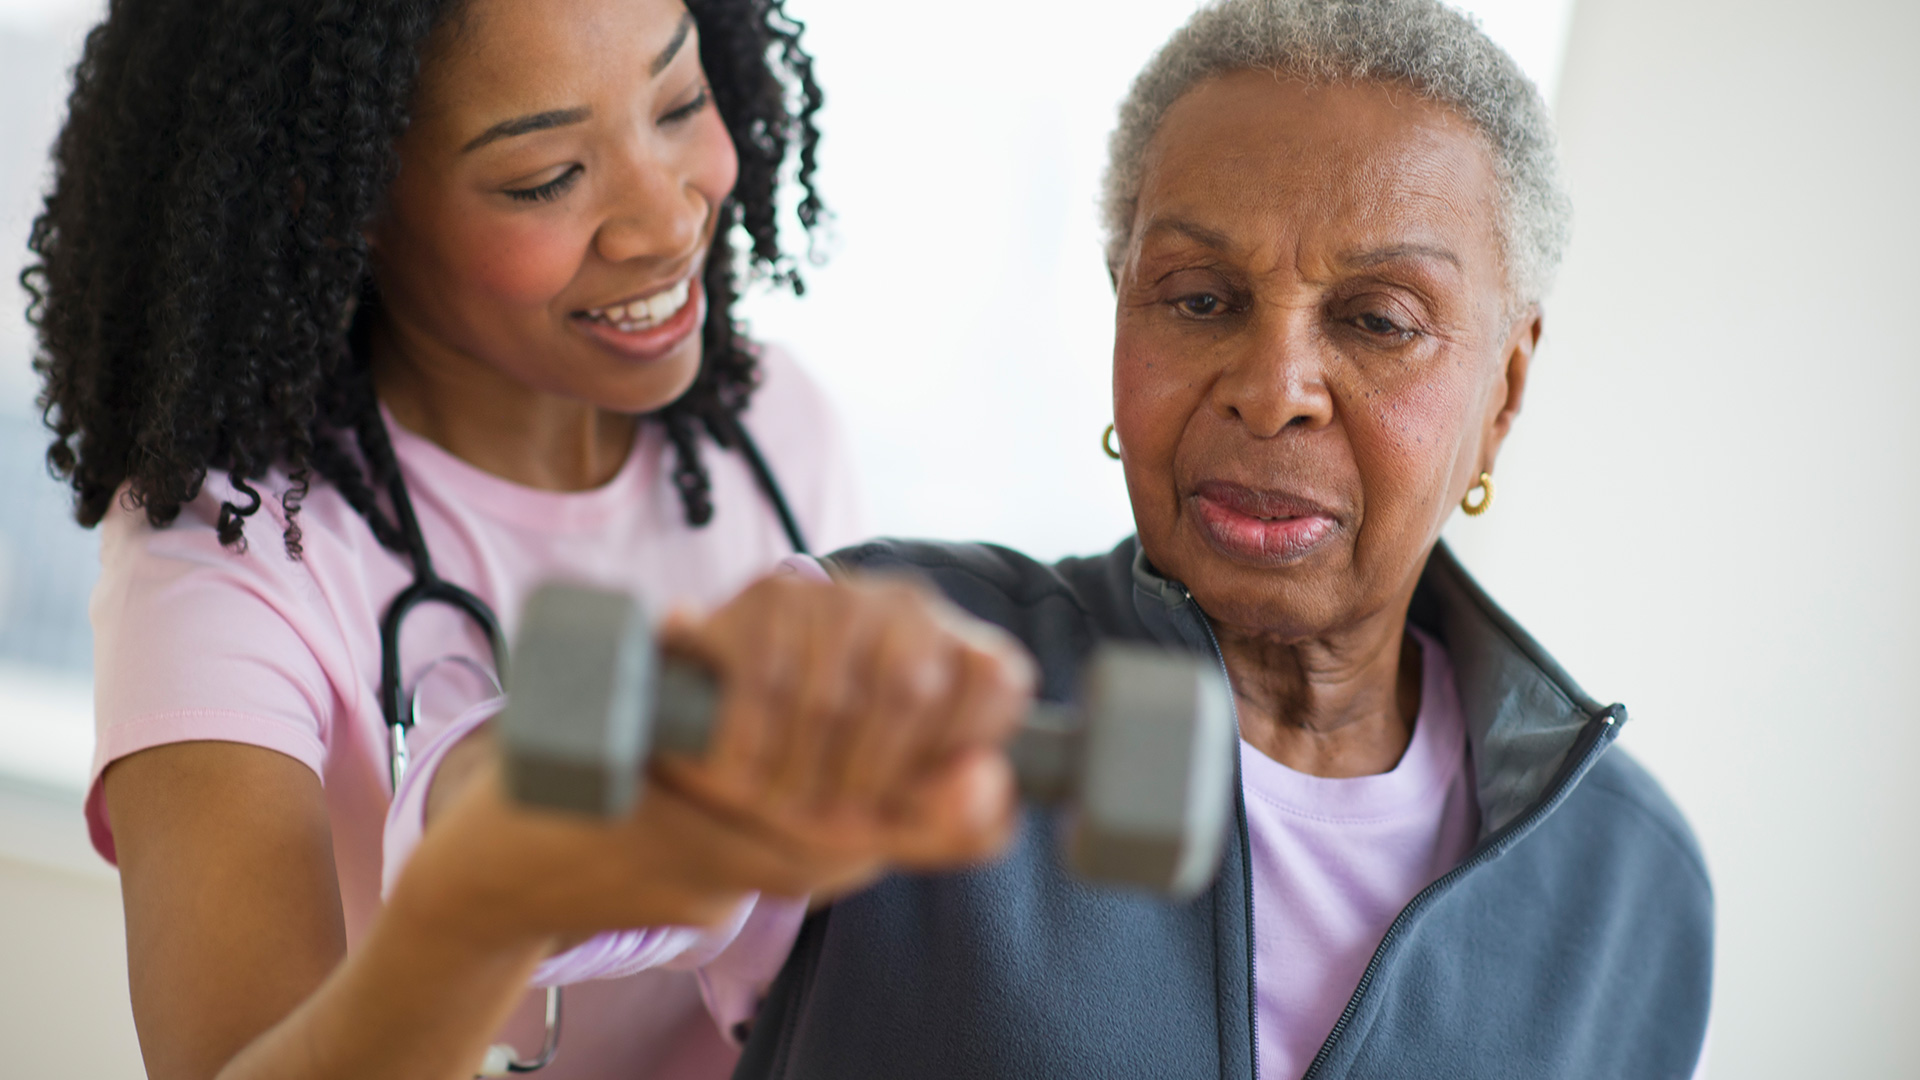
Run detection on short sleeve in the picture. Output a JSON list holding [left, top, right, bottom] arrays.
[[744, 345, 867, 555], [86, 478, 351, 863]]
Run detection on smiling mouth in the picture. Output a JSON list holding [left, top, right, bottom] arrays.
[[578, 276, 695, 333]]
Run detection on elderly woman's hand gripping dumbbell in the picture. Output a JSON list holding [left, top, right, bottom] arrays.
[[501, 580, 1235, 899], [394, 570, 1230, 958]]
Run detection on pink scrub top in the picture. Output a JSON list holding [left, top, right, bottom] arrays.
[[87, 347, 863, 1080]]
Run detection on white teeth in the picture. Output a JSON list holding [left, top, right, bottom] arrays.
[[649, 278, 692, 321], [590, 278, 693, 331]]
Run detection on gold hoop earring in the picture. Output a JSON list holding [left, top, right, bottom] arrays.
[[1102, 423, 1122, 461], [1460, 471, 1494, 516]]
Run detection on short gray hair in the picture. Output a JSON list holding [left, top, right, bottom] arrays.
[[1102, 0, 1572, 304]]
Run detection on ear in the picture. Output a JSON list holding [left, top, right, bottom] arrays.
[[1479, 304, 1542, 473]]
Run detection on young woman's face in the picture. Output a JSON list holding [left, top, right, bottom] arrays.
[[371, 0, 737, 412]]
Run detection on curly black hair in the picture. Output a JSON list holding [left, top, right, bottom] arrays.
[[23, 0, 825, 557]]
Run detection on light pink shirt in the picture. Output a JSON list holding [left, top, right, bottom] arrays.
[[88, 347, 862, 1080], [388, 580, 1496, 1075], [1242, 627, 1479, 1079]]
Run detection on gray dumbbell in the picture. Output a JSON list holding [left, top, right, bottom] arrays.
[[499, 582, 1236, 900]]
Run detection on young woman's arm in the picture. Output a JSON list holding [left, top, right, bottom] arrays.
[[107, 742, 546, 1080], [109, 738, 816, 1080], [107, 573, 1030, 1080]]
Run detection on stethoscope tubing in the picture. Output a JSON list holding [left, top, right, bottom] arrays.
[[375, 415, 806, 1075]]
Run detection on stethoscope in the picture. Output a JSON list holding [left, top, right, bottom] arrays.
[[377, 410, 808, 1075]]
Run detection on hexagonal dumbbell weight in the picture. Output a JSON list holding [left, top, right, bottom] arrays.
[[499, 582, 1237, 900]]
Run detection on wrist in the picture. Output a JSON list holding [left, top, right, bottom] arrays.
[[384, 848, 555, 961], [388, 773, 559, 955], [266, 885, 551, 1080]]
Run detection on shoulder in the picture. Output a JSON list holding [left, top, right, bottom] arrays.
[[1572, 746, 1713, 900], [828, 539, 1082, 608], [89, 471, 380, 843], [99, 469, 375, 597], [1510, 743, 1714, 968], [734, 342, 867, 551], [1484, 745, 1714, 1071], [829, 540, 1129, 699], [826, 539, 1146, 648], [101, 471, 306, 588], [1352, 742, 1713, 1078], [93, 469, 381, 718], [741, 342, 842, 437]]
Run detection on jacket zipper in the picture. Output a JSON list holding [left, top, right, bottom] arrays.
[[1181, 591, 1260, 1080], [1177, 575, 1625, 1079], [1296, 706, 1623, 1079]]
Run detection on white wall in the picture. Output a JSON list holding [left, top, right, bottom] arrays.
[[0, 6, 142, 1075], [0, 778, 142, 1078], [1444, 0, 1920, 1074]]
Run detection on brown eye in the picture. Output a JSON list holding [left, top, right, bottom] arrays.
[[1178, 293, 1223, 316], [1358, 313, 1401, 335]]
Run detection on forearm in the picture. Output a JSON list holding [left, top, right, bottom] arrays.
[[426, 721, 497, 825], [217, 894, 549, 1080], [212, 752, 752, 1080], [109, 743, 557, 1080]]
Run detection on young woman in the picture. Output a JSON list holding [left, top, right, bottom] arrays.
[[19, 0, 1025, 1076]]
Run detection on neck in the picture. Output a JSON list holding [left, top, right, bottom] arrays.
[[369, 315, 635, 492], [1215, 595, 1422, 779]]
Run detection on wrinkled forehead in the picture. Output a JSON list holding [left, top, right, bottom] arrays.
[[1131, 71, 1506, 284]]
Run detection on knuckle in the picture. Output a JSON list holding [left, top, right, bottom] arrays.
[[728, 644, 777, 697], [890, 652, 948, 714], [739, 574, 790, 609], [861, 576, 936, 617], [968, 645, 1033, 719]]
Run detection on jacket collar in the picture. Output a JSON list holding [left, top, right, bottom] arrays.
[[1125, 537, 1619, 836]]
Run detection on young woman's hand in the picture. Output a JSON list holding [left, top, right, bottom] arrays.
[[395, 572, 1035, 948]]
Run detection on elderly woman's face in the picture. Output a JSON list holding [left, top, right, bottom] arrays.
[[1114, 72, 1536, 639]]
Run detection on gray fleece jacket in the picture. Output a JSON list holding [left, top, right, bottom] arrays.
[[733, 537, 1713, 1079]]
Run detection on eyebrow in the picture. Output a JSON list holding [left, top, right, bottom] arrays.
[[650, 12, 695, 77], [1142, 220, 1464, 277], [1344, 244, 1462, 270], [462, 107, 593, 153], [459, 13, 696, 153], [1140, 217, 1236, 250]]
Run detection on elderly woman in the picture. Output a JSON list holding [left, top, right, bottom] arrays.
[[382, 0, 1712, 1077]]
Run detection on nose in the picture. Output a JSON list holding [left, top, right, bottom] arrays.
[[1211, 307, 1335, 439], [592, 144, 710, 268]]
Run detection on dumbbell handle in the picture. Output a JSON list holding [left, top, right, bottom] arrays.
[[504, 581, 1233, 899], [650, 657, 1083, 803]]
